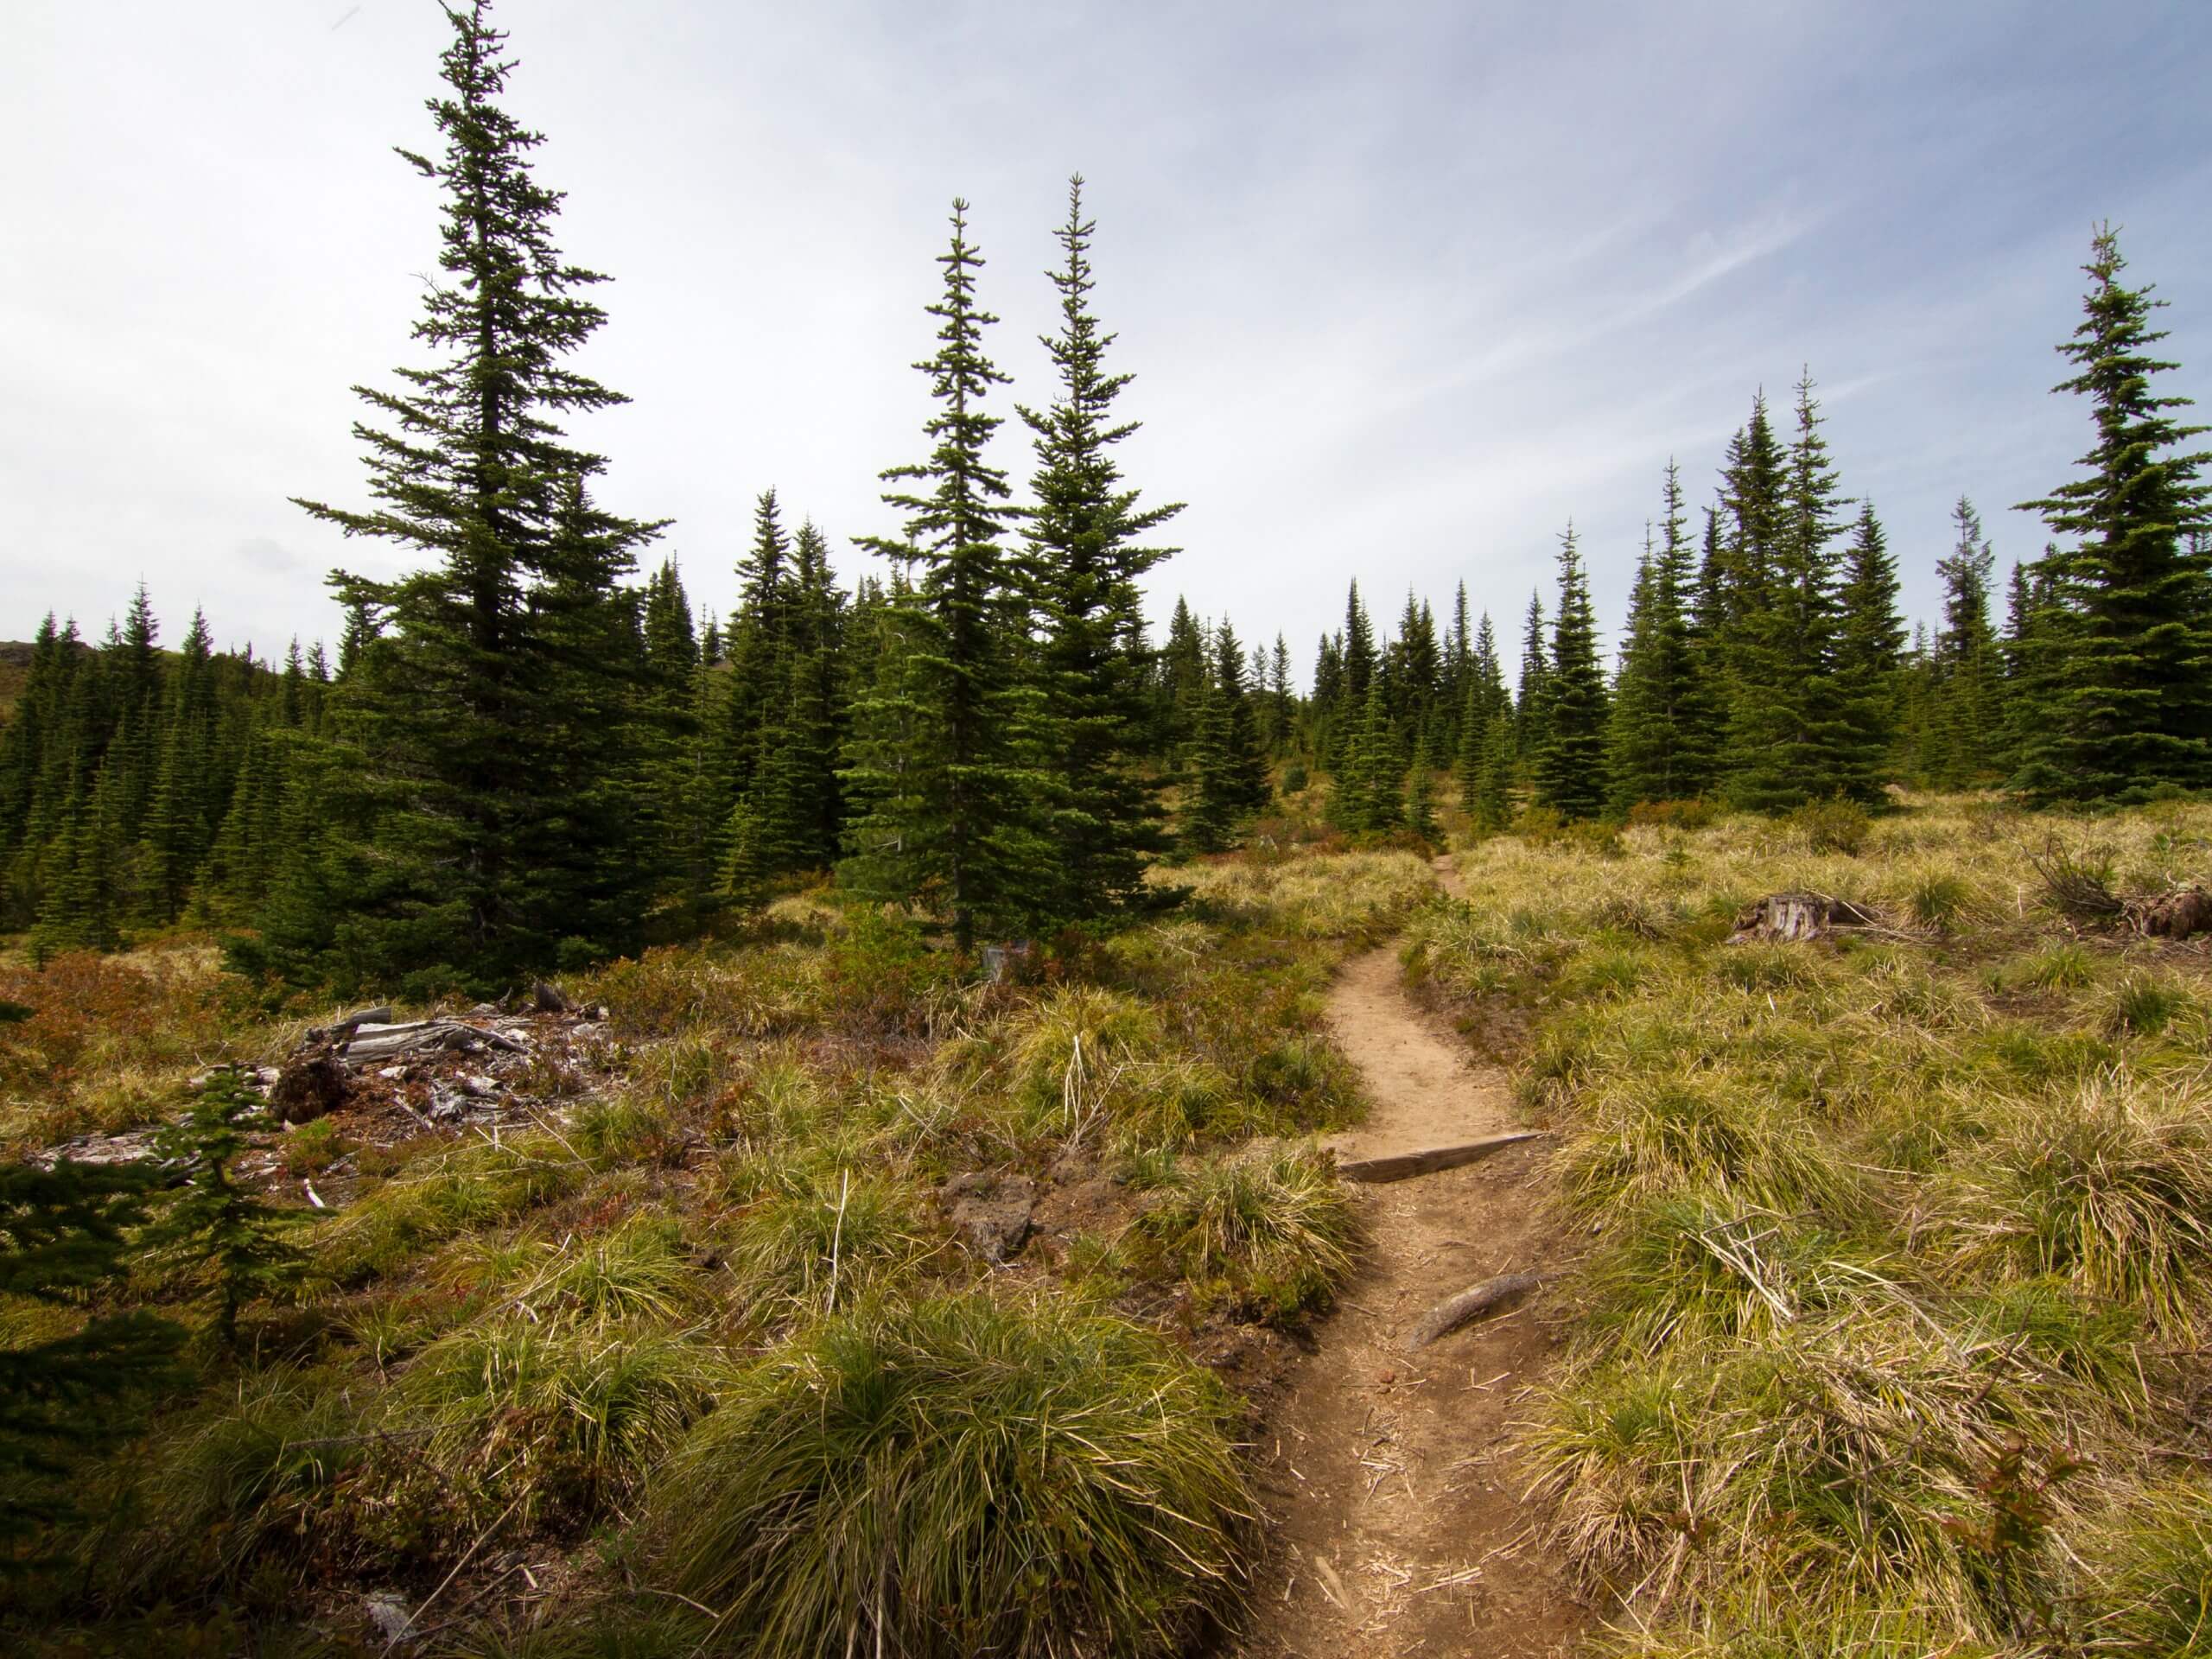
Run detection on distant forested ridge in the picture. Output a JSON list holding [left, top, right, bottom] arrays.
[[3, 0, 2205, 989]]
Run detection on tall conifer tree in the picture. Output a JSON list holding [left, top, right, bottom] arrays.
[[1831, 505, 1906, 804], [1534, 526, 1610, 819], [1019, 177, 1180, 919], [2016, 226, 2212, 799], [289, 0, 664, 989], [841, 201, 1046, 950]]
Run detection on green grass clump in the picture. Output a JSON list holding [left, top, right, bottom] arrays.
[[2010, 941, 2099, 993], [313, 1135, 584, 1286], [727, 1168, 936, 1316], [1531, 1299, 2103, 1627], [1936, 1080, 2212, 1324], [1903, 871, 1977, 931], [2082, 1479, 2212, 1656], [1560, 1071, 1856, 1218], [645, 1291, 1250, 1659], [107, 1367, 365, 1602], [388, 1319, 721, 1534], [2102, 971, 2191, 1037], [502, 1213, 702, 1327], [1006, 985, 1164, 1140], [1580, 1196, 1870, 1355], [1134, 1145, 1358, 1323]]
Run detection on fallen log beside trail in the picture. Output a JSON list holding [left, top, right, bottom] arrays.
[[1405, 1271, 1542, 1350], [1335, 1131, 1547, 1184]]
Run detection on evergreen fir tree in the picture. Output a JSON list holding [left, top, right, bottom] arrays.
[[1929, 496, 2001, 785], [1018, 177, 1180, 921], [148, 1072, 306, 1354], [1831, 505, 1906, 804], [0, 1160, 182, 1546], [1184, 620, 1271, 852], [1473, 709, 1516, 832], [840, 200, 1048, 950], [1325, 583, 1377, 778], [2015, 226, 2212, 799], [1725, 376, 1848, 811], [1607, 462, 1718, 808], [1159, 597, 1209, 754], [1268, 636, 1295, 757], [1338, 682, 1405, 836], [1515, 592, 1551, 765], [289, 0, 665, 989], [1534, 526, 1610, 819]]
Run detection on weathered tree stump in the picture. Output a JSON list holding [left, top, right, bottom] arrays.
[[1726, 891, 1876, 944], [270, 1049, 350, 1124], [338, 1020, 529, 1068]]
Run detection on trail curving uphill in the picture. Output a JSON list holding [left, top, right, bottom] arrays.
[[1241, 856, 1582, 1657]]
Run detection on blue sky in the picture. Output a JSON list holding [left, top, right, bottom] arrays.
[[3, 0, 2207, 681]]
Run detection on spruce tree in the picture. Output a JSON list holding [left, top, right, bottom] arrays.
[[1608, 462, 1718, 808], [290, 0, 665, 990], [2016, 226, 2212, 799], [1514, 592, 1551, 766], [1831, 505, 1906, 804], [1325, 583, 1378, 778], [0, 1160, 183, 1544], [1019, 177, 1180, 921], [841, 200, 1048, 951], [1473, 709, 1516, 831], [1338, 682, 1405, 836], [1534, 527, 1610, 819], [148, 1072, 307, 1354], [1725, 376, 1848, 811], [1184, 620, 1270, 851], [1929, 496, 2001, 785]]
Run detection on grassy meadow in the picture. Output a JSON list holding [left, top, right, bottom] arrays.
[[1407, 794, 2212, 1657], [0, 846, 1427, 1654], [5, 794, 2212, 1655]]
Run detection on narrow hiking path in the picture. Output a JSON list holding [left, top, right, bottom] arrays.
[[1242, 856, 1582, 1658]]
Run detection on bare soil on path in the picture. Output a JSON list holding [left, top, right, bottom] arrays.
[[1239, 857, 1584, 1658]]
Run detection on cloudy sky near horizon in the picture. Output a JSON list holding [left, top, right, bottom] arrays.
[[4, 0, 2208, 681]]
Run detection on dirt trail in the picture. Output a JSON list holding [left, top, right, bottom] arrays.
[[1241, 855, 1581, 1658]]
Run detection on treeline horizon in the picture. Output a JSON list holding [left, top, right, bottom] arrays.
[[3, 0, 2206, 992]]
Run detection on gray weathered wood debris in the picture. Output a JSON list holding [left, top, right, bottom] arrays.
[[1405, 1270, 1542, 1350], [338, 1020, 532, 1069], [1335, 1131, 1548, 1184]]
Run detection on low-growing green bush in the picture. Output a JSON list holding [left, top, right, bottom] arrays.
[[645, 1291, 1251, 1659]]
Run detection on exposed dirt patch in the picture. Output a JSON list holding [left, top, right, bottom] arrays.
[[1241, 855, 1585, 1657]]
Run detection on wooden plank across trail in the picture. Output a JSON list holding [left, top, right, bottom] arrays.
[[1334, 1130, 1548, 1184]]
